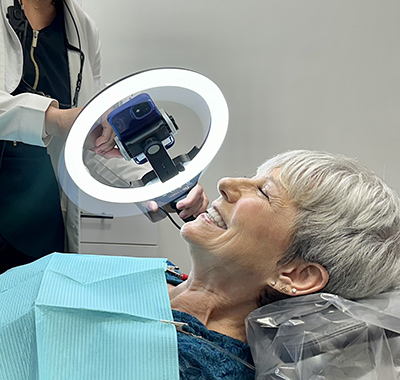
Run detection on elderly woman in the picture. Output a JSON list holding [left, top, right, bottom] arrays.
[[169, 149, 400, 379], [2, 149, 400, 379]]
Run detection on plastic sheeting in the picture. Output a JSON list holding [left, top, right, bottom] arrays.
[[246, 291, 400, 379]]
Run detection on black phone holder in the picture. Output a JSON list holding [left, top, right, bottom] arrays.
[[133, 159, 201, 223], [114, 108, 180, 183], [128, 146, 200, 222]]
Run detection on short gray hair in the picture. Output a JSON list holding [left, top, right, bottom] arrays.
[[259, 150, 400, 300]]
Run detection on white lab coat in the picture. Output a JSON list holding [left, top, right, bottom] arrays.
[[0, 0, 102, 252]]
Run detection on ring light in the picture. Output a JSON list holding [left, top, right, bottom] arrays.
[[62, 68, 229, 217]]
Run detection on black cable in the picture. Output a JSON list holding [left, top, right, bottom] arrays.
[[158, 206, 182, 230], [62, 0, 84, 107]]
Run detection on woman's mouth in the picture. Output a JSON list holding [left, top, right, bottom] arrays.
[[207, 207, 227, 229]]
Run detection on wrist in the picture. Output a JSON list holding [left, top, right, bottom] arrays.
[[45, 106, 82, 139]]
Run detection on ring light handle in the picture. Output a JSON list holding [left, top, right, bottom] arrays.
[[169, 191, 196, 222]]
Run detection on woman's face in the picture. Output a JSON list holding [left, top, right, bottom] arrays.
[[181, 168, 297, 275]]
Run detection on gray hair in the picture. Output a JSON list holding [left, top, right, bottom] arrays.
[[259, 150, 400, 300]]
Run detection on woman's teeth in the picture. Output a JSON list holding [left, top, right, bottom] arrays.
[[207, 207, 227, 229]]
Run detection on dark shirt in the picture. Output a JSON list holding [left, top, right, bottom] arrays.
[[173, 310, 255, 380], [12, 2, 71, 108]]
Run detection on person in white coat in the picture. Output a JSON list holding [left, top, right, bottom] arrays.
[[0, 0, 208, 272]]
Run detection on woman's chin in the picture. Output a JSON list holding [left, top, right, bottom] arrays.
[[180, 218, 226, 251]]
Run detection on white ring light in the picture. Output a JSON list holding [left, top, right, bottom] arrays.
[[64, 68, 228, 208]]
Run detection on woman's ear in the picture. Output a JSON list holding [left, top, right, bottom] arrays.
[[275, 261, 329, 296]]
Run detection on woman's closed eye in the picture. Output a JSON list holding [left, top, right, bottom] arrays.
[[258, 187, 270, 201]]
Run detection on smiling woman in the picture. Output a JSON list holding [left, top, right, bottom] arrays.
[[175, 160, 326, 343], [2, 149, 400, 379], [168, 149, 400, 379], [180, 169, 300, 286]]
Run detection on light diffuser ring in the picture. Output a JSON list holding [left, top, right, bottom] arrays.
[[64, 68, 229, 205]]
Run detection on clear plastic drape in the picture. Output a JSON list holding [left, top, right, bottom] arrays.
[[246, 291, 400, 379]]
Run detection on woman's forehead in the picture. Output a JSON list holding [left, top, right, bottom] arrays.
[[256, 161, 279, 178]]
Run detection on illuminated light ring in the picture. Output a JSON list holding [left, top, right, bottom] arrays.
[[64, 68, 229, 206]]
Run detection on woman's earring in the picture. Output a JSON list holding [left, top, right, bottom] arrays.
[[271, 281, 276, 286], [292, 288, 297, 294]]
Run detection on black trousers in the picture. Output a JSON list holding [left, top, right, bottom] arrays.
[[0, 234, 37, 274], [0, 141, 65, 258]]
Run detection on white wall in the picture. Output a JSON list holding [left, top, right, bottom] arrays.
[[81, 0, 400, 272]]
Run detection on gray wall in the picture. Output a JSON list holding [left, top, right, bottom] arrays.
[[81, 0, 400, 272]]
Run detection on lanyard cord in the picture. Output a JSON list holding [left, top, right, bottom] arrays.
[[8, 0, 84, 108], [62, 0, 84, 107]]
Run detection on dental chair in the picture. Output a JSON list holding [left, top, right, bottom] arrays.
[[246, 291, 400, 380]]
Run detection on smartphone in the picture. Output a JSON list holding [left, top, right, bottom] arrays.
[[107, 93, 176, 164]]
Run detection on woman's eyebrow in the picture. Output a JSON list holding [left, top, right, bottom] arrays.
[[263, 176, 286, 196], [268, 177, 282, 186]]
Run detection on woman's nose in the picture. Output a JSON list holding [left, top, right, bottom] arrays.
[[217, 177, 246, 202]]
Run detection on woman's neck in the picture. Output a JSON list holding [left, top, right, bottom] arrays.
[[21, 0, 57, 30], [169, 274, 260, 342]]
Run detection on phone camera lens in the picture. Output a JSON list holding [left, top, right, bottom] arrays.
[[132, 102, 152, 118]]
